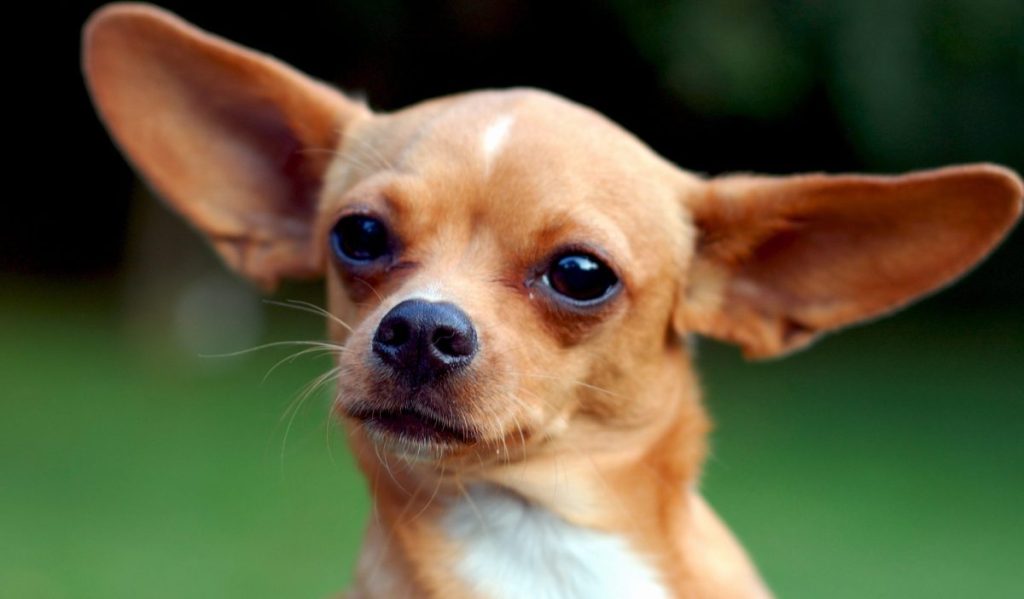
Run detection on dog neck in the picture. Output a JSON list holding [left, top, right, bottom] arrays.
[[345, 346, 771, 598]]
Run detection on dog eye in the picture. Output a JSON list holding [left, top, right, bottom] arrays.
[[330, 215, 391, 263], [544, 253, 619, 303]]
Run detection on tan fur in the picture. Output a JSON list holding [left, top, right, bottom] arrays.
[[83, 4, 1022, 598]]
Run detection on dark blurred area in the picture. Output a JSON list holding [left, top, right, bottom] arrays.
[[8, 0, 1024, 305]]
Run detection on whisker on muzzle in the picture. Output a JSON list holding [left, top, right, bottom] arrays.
[[199, 339, 348, 359], [263, 299, 355, 333], [279, 364, 346, 463], [518, 371, 625, 399]]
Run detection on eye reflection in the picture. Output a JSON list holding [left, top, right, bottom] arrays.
[[544, 253, 619, 303]]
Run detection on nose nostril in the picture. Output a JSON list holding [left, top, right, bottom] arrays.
[[431, 326, 474, 358], [431, 327, 454, 354], [377, 319, 409, 348]]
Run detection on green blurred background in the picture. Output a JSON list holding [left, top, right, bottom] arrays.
[[4, 0, 1022, 597]]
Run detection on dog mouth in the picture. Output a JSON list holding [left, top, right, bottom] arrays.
[[344, 404, 478, 445]]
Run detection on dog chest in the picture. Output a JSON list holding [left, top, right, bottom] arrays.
[[443, 485, 669, 599]]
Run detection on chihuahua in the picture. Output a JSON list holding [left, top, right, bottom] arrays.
[[83, 4, 1022, 598]]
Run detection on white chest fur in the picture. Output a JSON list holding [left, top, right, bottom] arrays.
[[443, 485, 669, 599]]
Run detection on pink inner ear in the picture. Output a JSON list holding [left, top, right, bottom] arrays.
[[731, 210, 924, 329], [216, 99, 321, 223]]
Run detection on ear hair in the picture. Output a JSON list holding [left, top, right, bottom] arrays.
[[83, 3, 372, 289], [676, 164, 1022, 359]]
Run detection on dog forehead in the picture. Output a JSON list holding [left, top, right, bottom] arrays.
[[367, 90, 686, 216], [399, 89, 668, 172]]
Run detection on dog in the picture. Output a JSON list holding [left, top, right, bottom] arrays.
[[82, 4, 1022, 597]]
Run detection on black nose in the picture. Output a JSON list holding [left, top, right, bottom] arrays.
[[372, 299, 478, 384]]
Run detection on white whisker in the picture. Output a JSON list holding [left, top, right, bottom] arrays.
[[263, 299, 355, 333]]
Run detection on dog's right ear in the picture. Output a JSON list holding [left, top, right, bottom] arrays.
[[83, 3, 371, 289]]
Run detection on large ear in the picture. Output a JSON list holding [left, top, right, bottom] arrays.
[[676, 164, 1022, 359], [83, 3, 371, 288]]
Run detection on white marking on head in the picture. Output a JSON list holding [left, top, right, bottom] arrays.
[[445, 484, 669, 599], [481, 115, 515, 175]]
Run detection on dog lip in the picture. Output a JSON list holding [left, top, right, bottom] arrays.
[[346, 404, 478, 445]]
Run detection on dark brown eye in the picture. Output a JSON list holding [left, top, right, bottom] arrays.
[[544, 253, 619, 303], [330, 215, 391, 263]]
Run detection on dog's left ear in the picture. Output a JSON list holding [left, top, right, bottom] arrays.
[[676, 164, 1022, 359]]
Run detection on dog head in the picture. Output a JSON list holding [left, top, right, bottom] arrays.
[[84, 5, 1022, 475]]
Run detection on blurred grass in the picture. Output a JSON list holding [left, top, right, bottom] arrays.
[[0, 284, 368, 598], [1, 283, 1021, 598], [698, 311, 1024, 597]]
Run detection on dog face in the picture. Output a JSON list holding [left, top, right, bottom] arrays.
[[320, 91, 698, 464], [84, 6, 1022, 472]]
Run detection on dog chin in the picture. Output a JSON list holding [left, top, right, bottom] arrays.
[[363, 427, 459, 462], [338, 398, 480, 461]]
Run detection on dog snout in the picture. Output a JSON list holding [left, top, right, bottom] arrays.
[[372, 299, 478, 383]]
